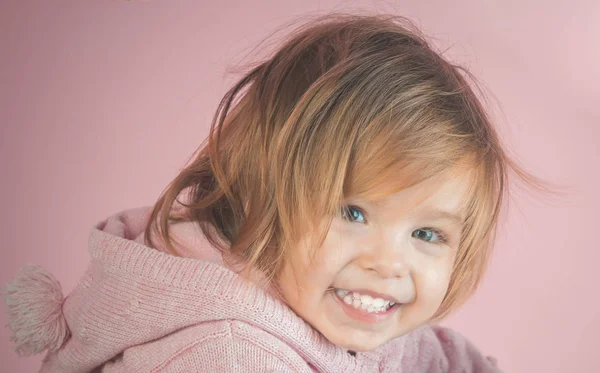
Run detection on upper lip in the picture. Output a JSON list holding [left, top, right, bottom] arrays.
[[336, 287, 402, 304]]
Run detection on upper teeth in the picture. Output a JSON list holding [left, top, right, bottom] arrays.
[[334, 288, 396, 313]]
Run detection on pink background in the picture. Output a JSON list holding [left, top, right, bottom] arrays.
[[1, 1, 598, 372]]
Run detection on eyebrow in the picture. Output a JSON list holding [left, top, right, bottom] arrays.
[[355, 199, 465, 226], [420, 210, 464, 226]]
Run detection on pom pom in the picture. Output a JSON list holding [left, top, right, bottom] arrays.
[[2, 264, 70, 356]]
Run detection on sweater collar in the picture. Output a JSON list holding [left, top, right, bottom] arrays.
[[77, 206, 408, 371]]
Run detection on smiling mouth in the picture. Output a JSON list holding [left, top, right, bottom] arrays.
[[333, 288, 401, 314]]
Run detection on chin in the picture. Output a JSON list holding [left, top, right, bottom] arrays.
[[325, 330, 391, 352], [342, 339, 387, 352], [345, 342, 381, 352]]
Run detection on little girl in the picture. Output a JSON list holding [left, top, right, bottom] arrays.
[[3, 12, 542, 372]]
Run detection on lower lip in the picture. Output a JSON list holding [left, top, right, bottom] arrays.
[[331, 291, 401, 324]]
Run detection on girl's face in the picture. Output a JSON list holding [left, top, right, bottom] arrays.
[[277, 172, 470, 352]]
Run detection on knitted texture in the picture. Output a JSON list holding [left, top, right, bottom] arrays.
[[2, 206, 503, 372]]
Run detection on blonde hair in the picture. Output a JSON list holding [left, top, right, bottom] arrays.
[[145, 12, 551, 321]]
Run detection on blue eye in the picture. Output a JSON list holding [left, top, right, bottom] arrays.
[[412, 228, 447, 244], [341, 205, 366, 223], [340, 207, 449, 245]]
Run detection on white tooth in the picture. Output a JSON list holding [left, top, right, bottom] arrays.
[[360, 295, 373, 304], [367, 305, 375, 313], [335, 289, 348, 298], [352, 298, 361, 309], [389, 302, 396, 306], [360, 302, 369, 310], [372, 298, 386, 308], [352, 292, 361, 299], [343, 295, 353, 304]]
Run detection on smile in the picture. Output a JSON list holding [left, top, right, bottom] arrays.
[[332, 288, 401, 323]]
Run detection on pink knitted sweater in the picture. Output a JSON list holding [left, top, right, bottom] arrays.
[[3, 206, 502, 372]]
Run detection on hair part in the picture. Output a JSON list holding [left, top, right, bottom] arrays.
[[144, 12, 554, 322]]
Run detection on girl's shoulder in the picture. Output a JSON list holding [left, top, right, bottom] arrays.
[[396, 324, 502, 373], [109, 319, 314, 372]]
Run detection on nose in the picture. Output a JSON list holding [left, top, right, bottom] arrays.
[[358, 233, 411, 279]]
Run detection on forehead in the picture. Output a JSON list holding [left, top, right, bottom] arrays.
[[365, 171, 473, 220]]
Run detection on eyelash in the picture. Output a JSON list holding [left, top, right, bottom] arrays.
[[340, 205, 449, 245]]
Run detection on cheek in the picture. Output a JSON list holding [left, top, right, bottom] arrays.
[[280, 231, 356, 306], [424, 264, 452, 285], [416, 259, 454, 305], [300, 223, 357, 279], [277, 239, 342, 305], [276, 259, 313, 317]]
